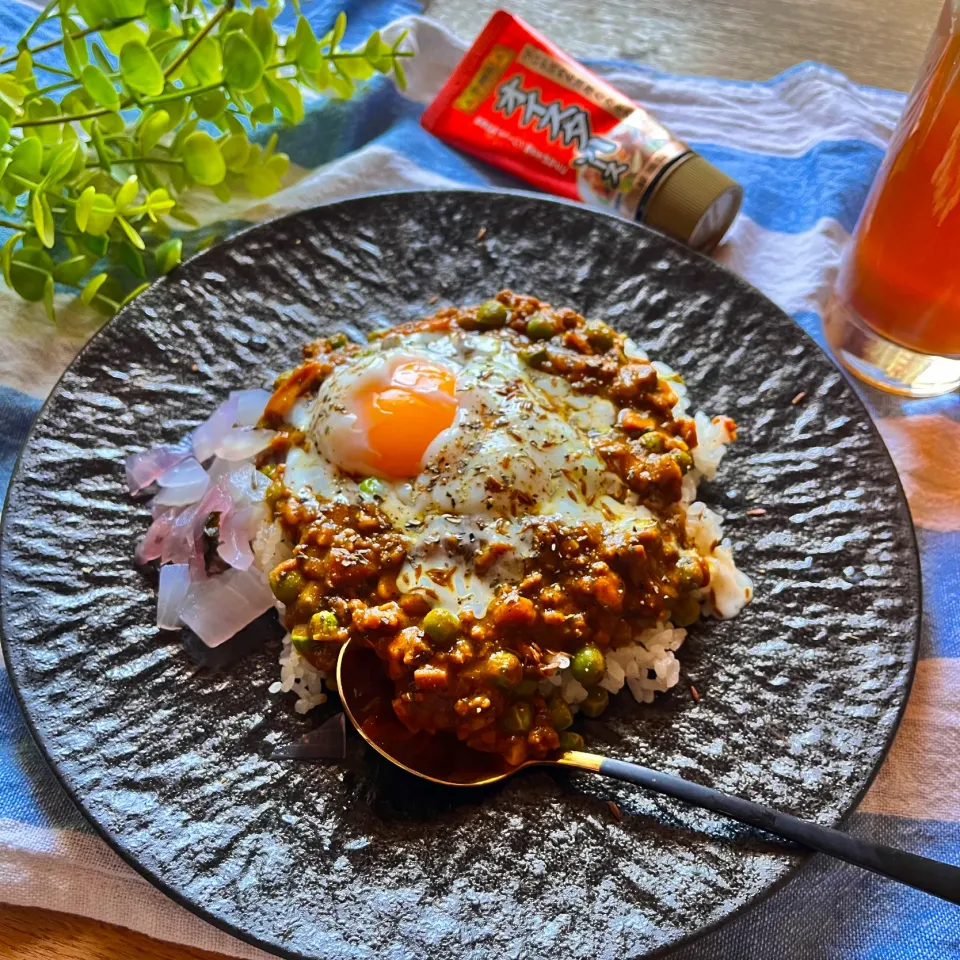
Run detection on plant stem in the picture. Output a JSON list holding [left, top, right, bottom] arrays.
[[0, 218, 29, 231], [162, 0, 235, 80], [23, 78, 79, 103], [19, 0, 59, 48], [0, 16, 139, 68], [86, 156, 184, 166], [31, 61, 75, 78], [148, 80, 222, 104]]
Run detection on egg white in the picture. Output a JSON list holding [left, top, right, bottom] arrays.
[[281, 330, 648, 617]]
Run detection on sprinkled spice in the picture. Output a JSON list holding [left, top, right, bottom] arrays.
[[607, 800, 622, 822], [690, 684, 701, 702], [476, 226, 487, 241], [791, 391, 807, 405], [746, 508, 767, 517]]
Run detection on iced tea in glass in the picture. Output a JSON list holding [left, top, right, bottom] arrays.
[[826, 0, 960, 396]]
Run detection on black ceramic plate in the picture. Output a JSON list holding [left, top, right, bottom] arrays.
[[0, 190, 919, 959]]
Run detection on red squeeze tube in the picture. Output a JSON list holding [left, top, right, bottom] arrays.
[[421, 11, 743, 252]]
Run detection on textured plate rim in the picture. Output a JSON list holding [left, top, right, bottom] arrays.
[[0, 187, 922, 959]]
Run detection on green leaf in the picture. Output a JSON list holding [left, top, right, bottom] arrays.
[[393, 58, 407, 92], [211, 181, 231, 203], [81, 64, 120, 111], [85, 192, 115, 236], [263, 75, 303, 125], [82, 233, 109, 257], [119, 240, 146, 279], [163, 94, 186, 128], [363, 31, 383, 62], [15, 51, 33, 85], [250, 7, 277, 63], [327, 66, 353, 99], [98, 110, 126, 135], [103, 21, 147, 57], [120, 41, 165, 97], [63, 34, 88, 76], [183, 131, 226, 186], [145, 0, 172, 30], [9, 138, 41, 179], [0, 76, 26, 111], [138, 108, 170, 153], [220, 133, 250, 172], [23, 98, 61, 146], [80, 271, 108, 305], [143, 187, 174, 220], [32, 192, 53, 249], [42, 271, 55, 322], [291, 17, 319, 71], [91, 41, 113, 74], [119, 281, 150, 309], [331, 11, 347, 48], [1, 230, 24, 289], [189, 35, 222, 85], [339, 55, 374, 82], [193, 88, 227, 120], [0, 117, 9, 150], [10, 246, 54, 302], [89, 119, 112, 168], [222, 31, 264, 92], [116, 214, 144, 250], [75, 185, 96, 232], [168, 207, 198, 227], [53, 254, 93, 286], [43, 140, 80, 186], [115, 174, 139, 211], [250, 103, 274, 126]]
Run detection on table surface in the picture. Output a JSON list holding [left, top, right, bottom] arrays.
[[2, 0, 945, 957]]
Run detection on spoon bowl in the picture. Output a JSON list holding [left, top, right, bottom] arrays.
[[335, 636, 960, 904]]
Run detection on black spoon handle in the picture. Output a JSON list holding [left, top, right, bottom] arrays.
[[597, 756, 960, 905]]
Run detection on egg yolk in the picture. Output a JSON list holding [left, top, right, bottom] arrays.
[[360, 360, 458, 477]]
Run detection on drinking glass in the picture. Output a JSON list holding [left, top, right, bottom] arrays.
[[825, 0, 960, 396]]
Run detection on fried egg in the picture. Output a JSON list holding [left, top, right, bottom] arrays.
[[282, 330, 634, 616]]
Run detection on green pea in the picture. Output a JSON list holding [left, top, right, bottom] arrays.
[[259, 463, 277, 479], [676, 554, 705, 589], [585, 321, 615, 352], [525, 313, 555, 340], [488, 649, 522, 688], [638, 431, 665, 452], [502, 701, 533, 733], [669, 449, 694, 472], [310, 610, 339, 639], [423, 607, 460, 645], [571, 645, 606, 687], [359, 476, 385, 499], [273, 368, 294, 390], [520, 347, 548, 369], [269, 566, 303, 605], [547, 695, 574, 731], [513, 678, 539, 697], [265, 480, 285, 505], [558, 731, 585, 751], [328, 333, 347, 349], [294, 582, 323, 621], [290, 624, 315, 657], [671, 594, 701, 627], [475, 299, 508, 329], [580, 686, 609, 718]]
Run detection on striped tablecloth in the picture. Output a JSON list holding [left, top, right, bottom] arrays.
[[1, 2, 958, 957]]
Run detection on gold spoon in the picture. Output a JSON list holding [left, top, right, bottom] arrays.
[[336, 637, 960, 904]]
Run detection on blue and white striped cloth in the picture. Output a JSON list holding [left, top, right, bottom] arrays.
[[2, 2, 958, 957]]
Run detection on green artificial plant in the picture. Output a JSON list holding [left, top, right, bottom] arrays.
[[0, 0, 411, 318]]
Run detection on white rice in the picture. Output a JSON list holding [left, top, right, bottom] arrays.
[[268, 347, 752, 716]]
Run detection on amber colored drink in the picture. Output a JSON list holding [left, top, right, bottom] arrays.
[[839, 27, 960, 357]]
